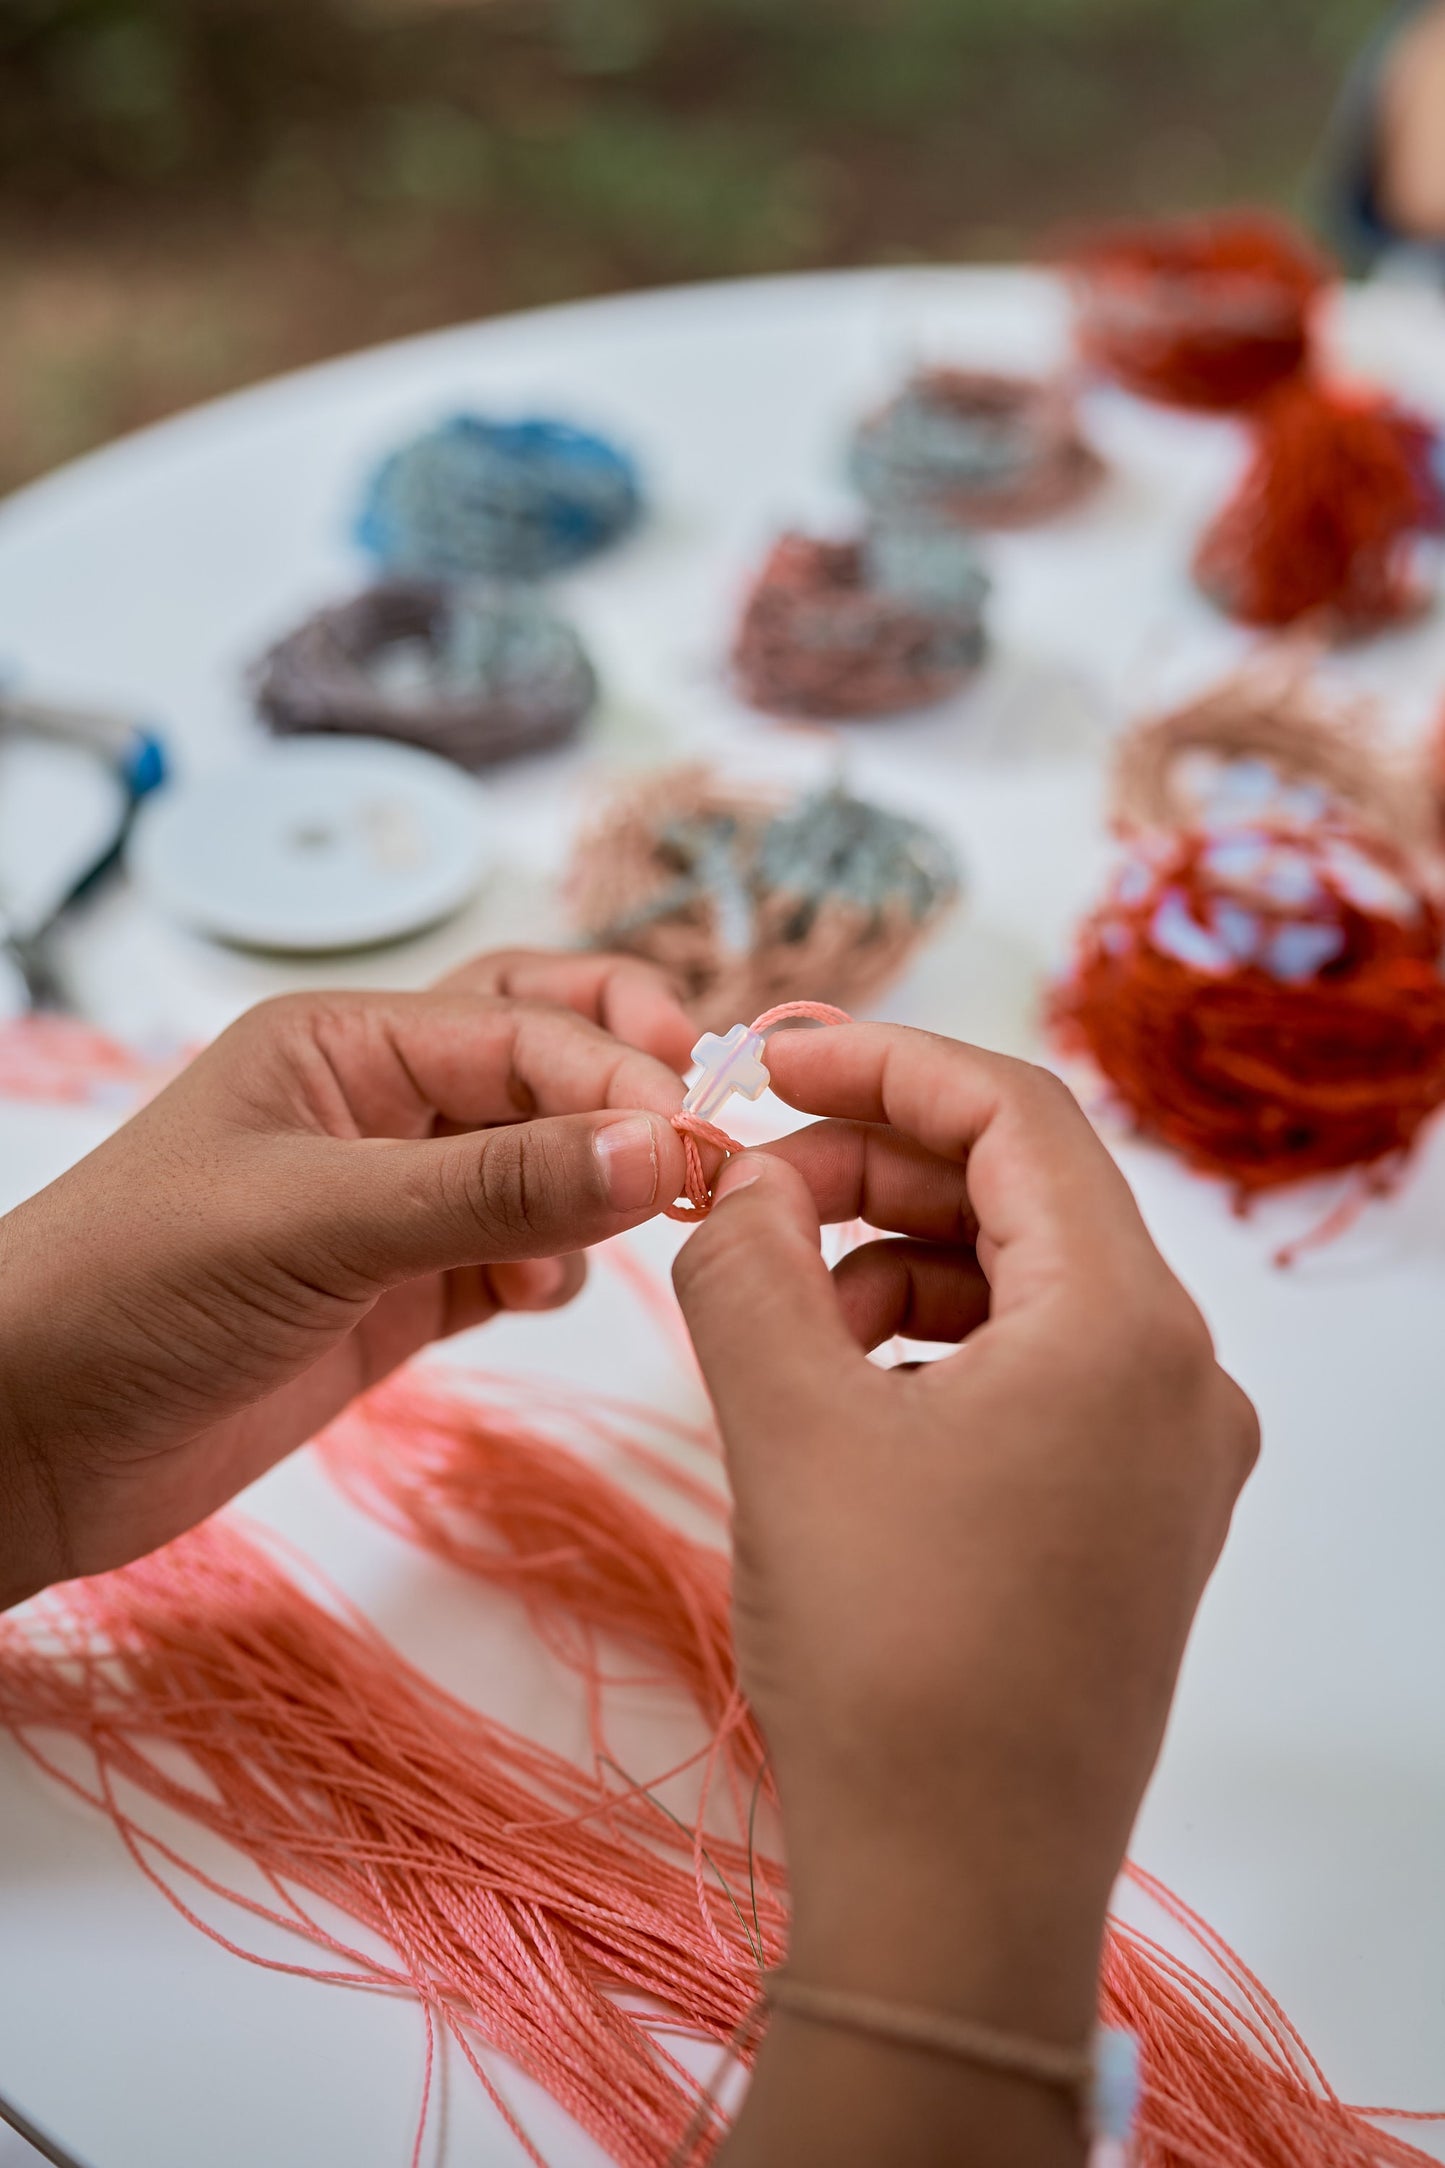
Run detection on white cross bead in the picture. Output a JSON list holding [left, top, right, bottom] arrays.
[[682, 1023, 771, 1124]]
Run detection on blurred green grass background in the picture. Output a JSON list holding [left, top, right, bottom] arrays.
[[0, 0, 1381, 492]]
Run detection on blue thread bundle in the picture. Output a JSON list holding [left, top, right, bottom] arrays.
[[357, 415, 643, 582]]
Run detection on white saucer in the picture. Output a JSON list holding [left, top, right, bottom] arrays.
[[127, 737, 491, 952]]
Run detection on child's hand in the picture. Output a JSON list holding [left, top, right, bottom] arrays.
[[672, 1025, 1258, 2064], [0, 950, 693, 1606]]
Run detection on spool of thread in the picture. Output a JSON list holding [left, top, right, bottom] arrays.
[[1064, 210, 1329, 411], [732, 527, 988, 719], [357, 414, 642, 581], [850, 368, 1103, 528], [251, 580, 596, 770], [568, 765, 959, 1027], [1194, 381, 1435, 632], [1110, 656, 1426, 851], [1051, 821, 1445, 1223]]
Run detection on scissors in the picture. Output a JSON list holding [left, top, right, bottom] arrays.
[[0, 691, 167, 1010]]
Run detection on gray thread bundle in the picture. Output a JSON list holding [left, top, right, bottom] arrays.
[[569, 766, 960, 1026], [851, 369, 1102, 529], [252, 581, 597, 770]]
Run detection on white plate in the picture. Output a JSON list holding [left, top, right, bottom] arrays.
[[127, 736, 490, 951]]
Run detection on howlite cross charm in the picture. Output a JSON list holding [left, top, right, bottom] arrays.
[[681, 1023, 771, 1124]]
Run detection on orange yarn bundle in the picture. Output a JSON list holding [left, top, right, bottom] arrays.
[[1194, 382, 1432, 632], [1064, 210, 1329, 411], [1052, 822, 1445, 1222]]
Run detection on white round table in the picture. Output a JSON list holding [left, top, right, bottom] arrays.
[[3, 267, 1445, 2167]]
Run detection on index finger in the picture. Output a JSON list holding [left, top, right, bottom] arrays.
[[435, 948, 696, 1070], [763, 1023, 1155, 1307], [229, 989, 689, 1140]]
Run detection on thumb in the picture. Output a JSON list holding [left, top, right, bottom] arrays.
[[289, 1110, 688, 1283], [671, 1150, 864, 1452]]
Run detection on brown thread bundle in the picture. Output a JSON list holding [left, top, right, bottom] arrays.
[[567, 766, 959, 1030], [850, 368, 1103, 529], [731, 530, 987, 720], [252, 580, 596, 770], [1110, 655, 1427, 852]]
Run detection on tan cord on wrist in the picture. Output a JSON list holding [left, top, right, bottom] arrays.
[[766, 1972, 1094, 2107]]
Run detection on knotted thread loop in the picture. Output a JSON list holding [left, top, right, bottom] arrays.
[[665, 1001, 852, 1220]]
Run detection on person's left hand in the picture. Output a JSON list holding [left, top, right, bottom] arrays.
[[0, 949, 694, 1606]]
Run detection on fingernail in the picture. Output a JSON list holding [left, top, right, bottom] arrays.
[[512, 1255, 568, 1303], [712, 1158, 764, 1206], [594, 1114, 660, 1212]]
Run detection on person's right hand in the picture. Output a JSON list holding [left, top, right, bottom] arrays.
[[671, 1025, 1258, 2068]]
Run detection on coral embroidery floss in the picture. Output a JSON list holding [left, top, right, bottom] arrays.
[[1051, 821, 1445, 1260], [0, 1013, 173, 1109], [3, 1342, 1444, 2159], [1063, 209, 1330, 411], [0, 1517, 779, 2168], [317, 1368, 1445, 2168]]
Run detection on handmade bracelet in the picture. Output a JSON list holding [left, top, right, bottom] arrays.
[[765, 1974, 1139, 2147], [767, 1973, 1092, 2093]]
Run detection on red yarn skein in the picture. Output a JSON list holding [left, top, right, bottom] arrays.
[[1194, 381, 1431, 631], [1051, 824, 1445, 1206], [1066, 210, 1329, 411]]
